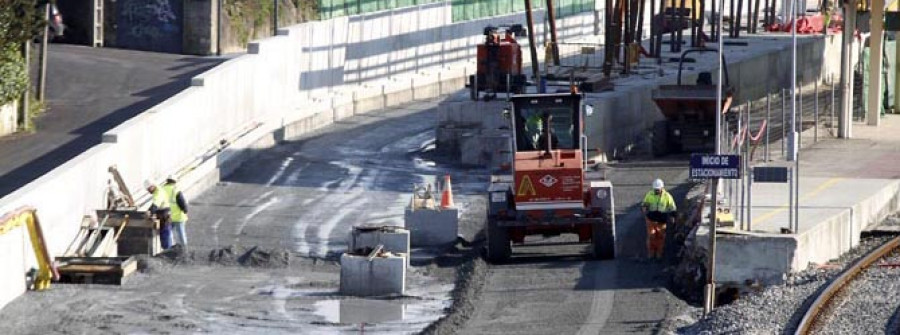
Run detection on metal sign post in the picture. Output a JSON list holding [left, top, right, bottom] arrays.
[[703, 4, 728, 315]]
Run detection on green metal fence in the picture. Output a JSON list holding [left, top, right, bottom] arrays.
[[317, 0, 444, 19], [318, 0, 596, 21], [452, 0, 595, 22]]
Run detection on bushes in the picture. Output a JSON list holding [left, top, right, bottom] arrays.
[[0, 45, 27, 106]]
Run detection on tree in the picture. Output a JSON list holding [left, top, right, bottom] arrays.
[[0, 0, 48, 105]]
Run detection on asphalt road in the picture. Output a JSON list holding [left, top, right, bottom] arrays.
[[0, 44, 222, 196], [456, 160, 692, 335], [187, 99, 490, 256]]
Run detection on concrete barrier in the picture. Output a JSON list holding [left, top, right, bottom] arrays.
[[405, 207, 459, 247], [340, 253, 406, 297]]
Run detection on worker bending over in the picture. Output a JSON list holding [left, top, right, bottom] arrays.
[[642, 179, 676, 259], [145, 180, 172, 249]]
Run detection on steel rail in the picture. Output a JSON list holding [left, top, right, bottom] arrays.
[[794, 236, 900, 335]]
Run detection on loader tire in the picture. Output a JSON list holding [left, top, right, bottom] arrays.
[[591, 212, 616, 260], [651, 121, 669, 157], [486, 218, 511, 263]]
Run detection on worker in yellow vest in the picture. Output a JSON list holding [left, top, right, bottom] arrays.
[[145, 179, 172, 249], [641, 179, 676, 259], [162, 176, 189, 248]]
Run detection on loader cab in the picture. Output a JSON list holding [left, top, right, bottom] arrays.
[[509, 93, 583, 154]]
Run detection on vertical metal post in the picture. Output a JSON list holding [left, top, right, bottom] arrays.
[[782, 88, 786, 157], [839, 1, 856, 138], [795, 149, 800, 233], [704, 0, 726, 315], [789, 0, 798, 162], [546, 0, 561, 66], [766, 90, 771, 161], [737, 105, 743, 229], [799, 82, 803, 148], [831, 73, 836, 134], [37, 4, 50, 102], [745, 102, 752, 227], [525, 0, 541, 82], [788, 167, 794, 232], [748, 172, 753, 231], [815, 79, 819, 142]]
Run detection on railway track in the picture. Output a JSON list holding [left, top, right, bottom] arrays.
[[794, 234, 900, 335]]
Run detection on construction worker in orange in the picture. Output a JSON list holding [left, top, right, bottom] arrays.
[[641, 179, 676, 259]]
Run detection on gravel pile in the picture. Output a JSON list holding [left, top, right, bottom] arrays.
[[817, 249, 900, 334], [670, 234, 897, 334]]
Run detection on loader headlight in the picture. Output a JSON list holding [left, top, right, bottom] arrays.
[[673, 129, 681, 137], [595, 189, 608, 199]]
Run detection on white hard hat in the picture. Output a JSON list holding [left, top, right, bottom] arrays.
[[652, 179, 664, 190], [143, 180, 155, 190]]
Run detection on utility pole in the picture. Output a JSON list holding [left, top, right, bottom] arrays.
[[37, 3, 50, 102], [546, 0, 561, 66], [704, 0, 727, 317], [524, 0, 541, 86]]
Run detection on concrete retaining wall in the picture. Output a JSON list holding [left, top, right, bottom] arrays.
[[0, 4, 596, 310]]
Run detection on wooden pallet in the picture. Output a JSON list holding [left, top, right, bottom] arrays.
[[56, 256, 137, 285]]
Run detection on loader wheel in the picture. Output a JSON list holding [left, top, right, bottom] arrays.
[[486, 218, 511, 263], [591, 213, 616, 260], [651, 121, 669, 157]]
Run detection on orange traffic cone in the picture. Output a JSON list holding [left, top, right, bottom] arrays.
[[440, 174, 455, 208]]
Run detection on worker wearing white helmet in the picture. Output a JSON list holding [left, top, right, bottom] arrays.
[[642, 178, 676, 259]]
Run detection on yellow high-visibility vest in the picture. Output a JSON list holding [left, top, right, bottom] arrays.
[[643, 189, 677, 213], [162, 183, 187, 222]]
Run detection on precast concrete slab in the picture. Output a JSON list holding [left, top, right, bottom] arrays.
[[404, 207, 459, 247], [340, 253, 407, 297]]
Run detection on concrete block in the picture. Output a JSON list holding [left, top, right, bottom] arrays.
[[404, 207, 459, 247], [340, 253, 406, 297], [348, 226, 410, 256]]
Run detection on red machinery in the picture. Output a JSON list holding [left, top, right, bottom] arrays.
[[486, 92, 615, 262], [468, 25, 529, 101]]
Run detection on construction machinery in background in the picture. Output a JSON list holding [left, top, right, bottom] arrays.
[[650, 48, 735, 156], [467, 24, 529, 101], [486, 92, 616, 262]]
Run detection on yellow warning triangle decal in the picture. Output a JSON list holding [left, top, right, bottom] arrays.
[[517, 175, 537, 196]]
